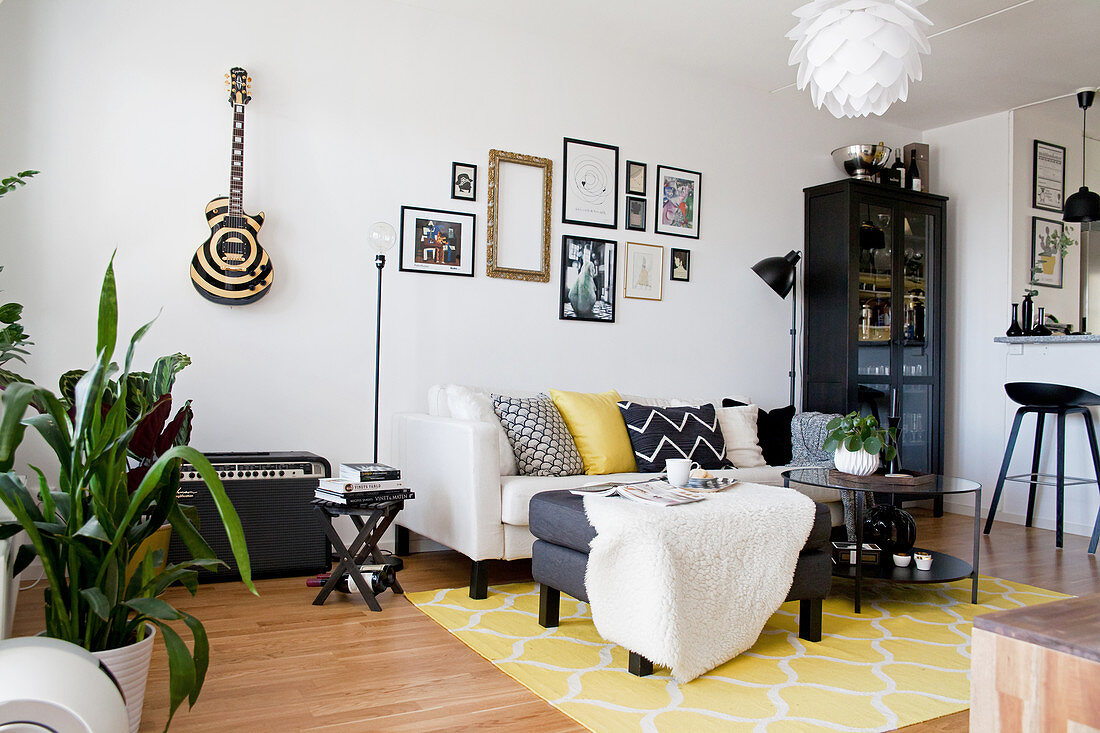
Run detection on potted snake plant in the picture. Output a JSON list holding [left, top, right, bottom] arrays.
[[0, 255, 255, 732], [823, 411, 897, 476]]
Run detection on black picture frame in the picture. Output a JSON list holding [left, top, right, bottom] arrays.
[[625, 196, 647, 231], [1032, 140, 1065, 213], [398, 205, 476, 277], [451, 162, 477, 201], [654, 164, 702, 239], [559, 235, 616, 323], [1030, 216, 1064, 289], [562, 137, 619, 229], [670, 248, 690, 281], [626, 160, 647, 195]]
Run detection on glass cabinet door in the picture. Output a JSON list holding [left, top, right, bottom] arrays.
[[856, 201, 894, 383], [898, 204, 936, 473]]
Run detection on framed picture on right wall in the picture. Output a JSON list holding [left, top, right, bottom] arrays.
[[1031, 216, 1064, 288], [670, 248, 690, 281], [655, 165, 701, 238]]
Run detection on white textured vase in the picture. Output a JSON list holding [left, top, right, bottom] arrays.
[[834, 446, 880, 476], [93, 624, 157, 733]]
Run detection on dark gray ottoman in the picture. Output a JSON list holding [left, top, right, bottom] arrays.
[[529, 490, 833, 676]]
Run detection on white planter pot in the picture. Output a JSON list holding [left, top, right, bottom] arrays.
[[93, 624, 157, 733], [834, 445, 880, 476]]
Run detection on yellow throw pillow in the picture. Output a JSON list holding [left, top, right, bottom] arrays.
[[548, 389, 637, 475]]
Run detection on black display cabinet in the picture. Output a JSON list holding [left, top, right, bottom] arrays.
[[802, 179, 948, 514]]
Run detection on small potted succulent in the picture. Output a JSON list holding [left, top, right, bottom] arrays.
[[823, 411, 897, 476]]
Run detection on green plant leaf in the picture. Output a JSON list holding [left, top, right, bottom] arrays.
[[825, 416, 843, 431], [97, 253, 118, 359], [0, 522, 21, 540], [823, 437, 839, 453], [883, 446, 897, 461], [182, 611, 209, 707], [13, 543, 36, 575], [81, 587, 111, 620], [152, 620, 196, 729], [125, 596, 182, 620], [75, 516, 110, 542], [844, 435, 862, 452], [0, 303, 22, 324], [167, 503, 216, 561], [864, 436, 883, 454]]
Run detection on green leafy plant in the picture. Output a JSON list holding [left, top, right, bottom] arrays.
[[0, 266, 33, 388], [823, 411, 897, 461], [0, 255, 255, 729], [0, 169, 38, 198]]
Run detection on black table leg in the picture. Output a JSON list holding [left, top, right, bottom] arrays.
[[972, 488, 981, 604], [854, 491, 864, 614], [313, 507, 383, 611]]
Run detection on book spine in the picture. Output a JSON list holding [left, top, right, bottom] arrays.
[[315, 490, 413, 503], [340, 471, 401, 482], [319, 479, 403, 492]]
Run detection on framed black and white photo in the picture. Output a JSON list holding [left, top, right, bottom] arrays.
[[626, 160, 647, 195], [562, 137, 619, 228], [655, 165, 701, 238], [670, 248, 690, 281], [624, 242, 663, 301], [1033, 140, 1065, 213], [1031, 216, 1064, 288], [560, 235, 616, 323], [399, 206, 476, 277], [451, 162, 477, 201], [625, 196, 646, 231]]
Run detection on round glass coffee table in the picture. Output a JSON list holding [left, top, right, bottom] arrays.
[[782, 468, 982, 613]]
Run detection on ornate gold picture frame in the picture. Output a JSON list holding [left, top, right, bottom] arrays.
[[486, 149, 553, 282]]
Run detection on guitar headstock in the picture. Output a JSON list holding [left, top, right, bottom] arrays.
[[225, 67, 252, 105]]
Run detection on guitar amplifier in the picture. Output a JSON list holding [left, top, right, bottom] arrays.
[[167, 451, 331, 581]]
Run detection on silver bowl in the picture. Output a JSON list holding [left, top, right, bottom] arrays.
[[831, 144, 892, 181]]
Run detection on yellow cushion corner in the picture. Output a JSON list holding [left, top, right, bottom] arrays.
[[548, 389, 637, 475]]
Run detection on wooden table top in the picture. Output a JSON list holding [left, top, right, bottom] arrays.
[[974, 594, 1100, 663]]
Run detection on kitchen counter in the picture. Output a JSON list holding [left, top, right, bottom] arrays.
[[993, 334, 1100, 344]]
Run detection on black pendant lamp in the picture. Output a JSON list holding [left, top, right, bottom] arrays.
[[1064, 87, 1100, 223]]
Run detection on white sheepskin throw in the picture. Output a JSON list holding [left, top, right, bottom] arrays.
[[583, 483, 815, 682]]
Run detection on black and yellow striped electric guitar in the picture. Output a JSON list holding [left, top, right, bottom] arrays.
[[190, 67, 273, 305]]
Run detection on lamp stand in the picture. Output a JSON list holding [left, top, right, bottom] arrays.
[[789, 264, 797, 407], [372, 253, 385, 463]]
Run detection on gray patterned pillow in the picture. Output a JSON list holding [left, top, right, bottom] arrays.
[[492, 395, 583, 477]]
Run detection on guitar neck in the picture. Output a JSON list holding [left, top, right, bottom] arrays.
[[228, 103, 245, 216]]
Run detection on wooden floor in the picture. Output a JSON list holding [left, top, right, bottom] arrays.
[[12, 510, 1100, 732]]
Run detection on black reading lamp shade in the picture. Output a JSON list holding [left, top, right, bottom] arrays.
[[1064, 87, 1100, 223], [752, 250, 801, 298]]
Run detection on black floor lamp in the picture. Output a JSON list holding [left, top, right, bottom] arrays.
[[751, 250, 801, 407], [367, 221, 397, 463]]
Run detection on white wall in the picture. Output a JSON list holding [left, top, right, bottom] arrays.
[[0, 0, 923, 479], [923, 113, 1014, 518], [1010, 101, 1085, 327]]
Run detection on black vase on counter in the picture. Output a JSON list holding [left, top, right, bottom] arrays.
[[1006, 303, 1024, 336], [1020, 292, 1035, 335], [1031, 306, 1053, 336]]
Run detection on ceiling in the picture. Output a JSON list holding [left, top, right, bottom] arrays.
[[403, 0, 1099, 133]]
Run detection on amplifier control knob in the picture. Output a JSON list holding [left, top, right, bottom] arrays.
[[278, 471, 285, 476]]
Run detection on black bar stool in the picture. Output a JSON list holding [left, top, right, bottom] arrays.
[[984, 382, 1100, 552]]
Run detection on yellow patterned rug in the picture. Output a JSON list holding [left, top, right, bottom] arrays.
[[407, 577, 1066, 732]]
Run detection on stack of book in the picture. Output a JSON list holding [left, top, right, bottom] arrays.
[[314, 462, 413, 505]]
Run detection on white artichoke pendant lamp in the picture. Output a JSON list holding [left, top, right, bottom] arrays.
[[787, 0, 933, 118]]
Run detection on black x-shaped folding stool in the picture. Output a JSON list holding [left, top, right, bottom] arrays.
[[312, 498, 405, 611]]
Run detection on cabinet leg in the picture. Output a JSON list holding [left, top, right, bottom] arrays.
[[394, 525, 410, 556], [933, 495, 944, 518], [469, 560, 489, 600], [798, 598, 823, 642]]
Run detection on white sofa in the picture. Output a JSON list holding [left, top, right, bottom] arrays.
[[392, 386, 845, 595]]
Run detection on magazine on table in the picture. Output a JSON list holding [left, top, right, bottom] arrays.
[[570, 478, 733, 507]]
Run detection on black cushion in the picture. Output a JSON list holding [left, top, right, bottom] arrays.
[[723, 400, 795, 466], [617, 401, 732, 472]]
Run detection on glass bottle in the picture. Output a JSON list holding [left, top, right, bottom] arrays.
[[1006, 303, 1024, 336], [890, 148, 907, 188], [1021, 292, 1035, 335], [1032, 307, 1053, 336], [907, 151, 922, 191]]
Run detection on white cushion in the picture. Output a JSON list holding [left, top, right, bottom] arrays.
[[716, 405, 766, 468], [500, 466, 843, 526], [442, 385, 518, 475]]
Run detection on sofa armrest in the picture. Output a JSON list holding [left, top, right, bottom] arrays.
[[392, 413, 505, 561]]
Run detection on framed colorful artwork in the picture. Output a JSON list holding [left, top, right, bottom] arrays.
[[670, 248, 690, 281], [655, 165, 701, 239], [1030, 216, 1064, 288], [625, 196, 647, 231], [624, 242, 663, 301], [560, 235, 616, 323], [626, 160, 647, 195], [451, 162, 477, 201], [399, 206, 476, 277], [562, 137, 619, 228]]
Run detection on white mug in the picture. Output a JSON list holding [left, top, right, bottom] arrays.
[[665, 459, 700, 487]]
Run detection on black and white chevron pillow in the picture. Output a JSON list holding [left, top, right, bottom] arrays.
[[617, 401, 732, 473], [493, 395, 584, 477]]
